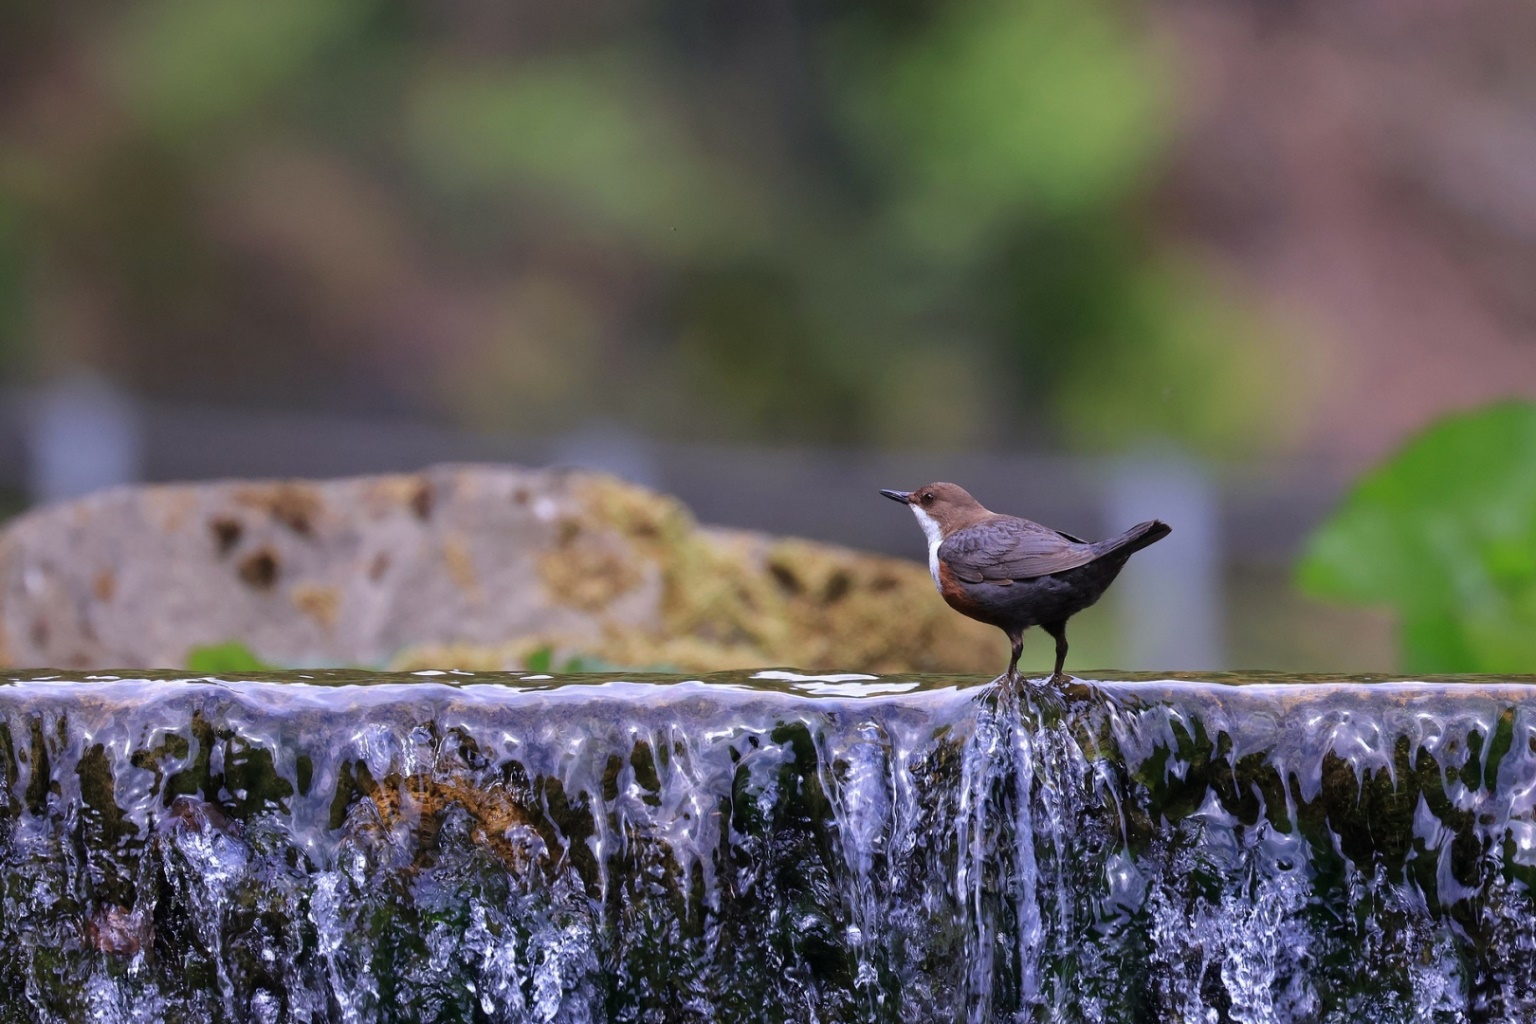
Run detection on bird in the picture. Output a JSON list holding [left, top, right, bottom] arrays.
[[880, 482, 1170, 688]]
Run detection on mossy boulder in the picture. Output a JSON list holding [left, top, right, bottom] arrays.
[[0, 465, 1000, 672]]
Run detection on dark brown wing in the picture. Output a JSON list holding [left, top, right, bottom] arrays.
[[938, 516, 1098, 584]]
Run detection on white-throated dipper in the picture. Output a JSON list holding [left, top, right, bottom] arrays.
[[881, 482, 1170, 687]]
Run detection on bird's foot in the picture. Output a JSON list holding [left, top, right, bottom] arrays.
[[984, 669, 1071, 721], [978, 669, 1025, 709], [987, 672, 1061, 716]]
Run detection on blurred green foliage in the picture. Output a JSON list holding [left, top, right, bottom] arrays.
[[110, 0, 379, 138], [183, 640, 646, 674], [1297, 402, 1536, 673], [0, 0, 1286, 454], [406, 54, 753, 252], [185, 640, 277, 673], [519, 644, 657, 675], [836, 0, 1161, 248]]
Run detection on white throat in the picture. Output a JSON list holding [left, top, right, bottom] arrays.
[[909, 505, 944, 590]]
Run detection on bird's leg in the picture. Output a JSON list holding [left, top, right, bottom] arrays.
[[1005, 629, 1024, 689], [1042, 621, 1068, 685]]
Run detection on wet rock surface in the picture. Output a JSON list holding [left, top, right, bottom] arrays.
[[1, 670, 1535, 1022], [0, 465, 1000, 673]]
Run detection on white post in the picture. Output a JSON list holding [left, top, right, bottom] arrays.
[[1104, 453, 1223, 671], [548, 419, 660, 488], [25, 372, 141, 504]]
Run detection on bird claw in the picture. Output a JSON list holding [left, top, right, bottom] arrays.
[[983, 671, 1069, 721], [993, 670, 1065, 693], [980, 669, 1027, 708]]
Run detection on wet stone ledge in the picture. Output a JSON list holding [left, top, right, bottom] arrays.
[[1, 670, 1535, 1022]]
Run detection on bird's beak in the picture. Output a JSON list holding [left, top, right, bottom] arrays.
[[879, 489, 912, 504]]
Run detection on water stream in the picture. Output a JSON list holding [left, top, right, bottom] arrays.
[[1, 669, 1533, 1022]]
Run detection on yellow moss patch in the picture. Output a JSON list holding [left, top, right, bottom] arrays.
[[93, 569, 117, 602], [536, 517, 645, 613], [233, 483, 323, 536], [396, 471, 1002, 674], [440, 534, 480, 598], [290, 583, 340, 630]]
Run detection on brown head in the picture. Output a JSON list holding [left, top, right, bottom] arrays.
[[879, 482, 993, 539]]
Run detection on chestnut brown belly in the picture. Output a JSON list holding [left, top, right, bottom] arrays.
[[936, 554, 1132, 630]]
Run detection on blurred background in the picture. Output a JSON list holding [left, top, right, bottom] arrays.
[[2, 0, 1535, 672]]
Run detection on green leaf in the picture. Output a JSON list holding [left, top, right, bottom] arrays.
[[559, 653, 622, 673], [522, 646, 554, 674], [185, 641, 276, 673], [1296, 401, 1536, 673]]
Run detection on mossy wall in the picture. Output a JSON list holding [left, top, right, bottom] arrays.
[[0, 671, 1533, 1022]]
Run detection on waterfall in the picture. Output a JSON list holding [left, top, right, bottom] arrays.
[[1, 671, 1534, 1022]]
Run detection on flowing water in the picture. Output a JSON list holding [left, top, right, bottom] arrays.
[[1, 669, 1534, 1022]]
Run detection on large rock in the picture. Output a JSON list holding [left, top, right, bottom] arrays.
[[0, 464, 1001, 672]]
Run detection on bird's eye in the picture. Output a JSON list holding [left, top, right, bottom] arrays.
[[921, 492, 934, 505]]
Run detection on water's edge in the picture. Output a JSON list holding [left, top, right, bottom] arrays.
[[3, 670, 1535, 1023]]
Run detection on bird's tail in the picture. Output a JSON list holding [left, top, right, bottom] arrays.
[[1097, 519, 1171, 558]]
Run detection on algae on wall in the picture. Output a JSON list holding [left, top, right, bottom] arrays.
[[2, 670, 1535, 1021]]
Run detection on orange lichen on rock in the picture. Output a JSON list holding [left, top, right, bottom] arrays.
[[291, 584, 340, 630], [234, 483, 324, 537], [355, 769, 545, 874], [536, 516, 645, 613], [440, 534, 480, 597]]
